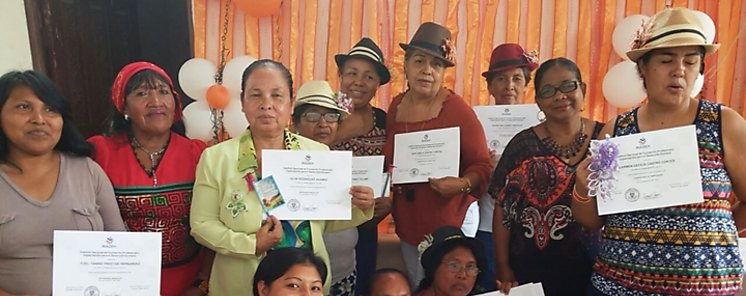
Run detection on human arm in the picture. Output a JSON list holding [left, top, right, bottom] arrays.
[[88, 159, 126, 231], [189, 151, 282, 258], [721, 107, 746, 231], [493, 204, 517, 294], [0, 290, 35, 296], [571, 121, 615, 231]]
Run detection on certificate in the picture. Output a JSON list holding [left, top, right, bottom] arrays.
[[52, 231, 161, 296], [392, 127, 460, 184], [474, 104, 542, 154], [475, 283, 545, 295], [595, 125, 703, 216], [263, 150, 353, 220], [352, 156, 386, 198]]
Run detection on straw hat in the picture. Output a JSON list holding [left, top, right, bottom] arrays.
[[399, 22, 456, 67], [481, 43, 538, 78], [335, 37, 391, 85], [626, 7, 719, 61], [294, 80, 350, 119]]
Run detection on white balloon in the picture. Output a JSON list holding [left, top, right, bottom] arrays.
[[223, 100, 249, 138], [612, 15, 650, 59], [691, 74, 705, 98], [223, 56, 258, 100], [693, 10, 716, 43], [182, 100, 214, 142], [178, 58, 217, 101], [602, 61, 647, 108]]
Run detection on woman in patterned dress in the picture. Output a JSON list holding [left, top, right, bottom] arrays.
[[573, 8, 746, 296], [489, 57, 602, 296], [88, 62, 212, 296], [331, 37, 392, 294]]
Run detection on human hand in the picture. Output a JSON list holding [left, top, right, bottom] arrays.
[[350, 185, 375, 211], [256, 215, 282, 255], [428, 176, 469, 198], [495, 265, 518, 295], [490, 150, 501, 169], [372, 195, 392, 218]]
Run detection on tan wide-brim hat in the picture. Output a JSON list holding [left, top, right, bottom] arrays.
[[626, 7, 719, 62], [294, 80, 350, 119], [399, 22, 456, 67]]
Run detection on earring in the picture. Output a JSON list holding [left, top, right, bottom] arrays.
[[537, 110, 546, 122], [124, 114, 130, 121]]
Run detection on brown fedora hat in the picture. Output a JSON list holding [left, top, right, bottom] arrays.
[[399, 22, 456, 67], [626, 8, 719, 61]]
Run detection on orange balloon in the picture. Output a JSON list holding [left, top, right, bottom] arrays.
[[206, 84, 231, 109], [234, 0, 281, 18]]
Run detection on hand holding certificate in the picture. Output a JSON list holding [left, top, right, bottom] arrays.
[[589, 125, 704, 215], [392, 127, 460, 184], [262, 150, 353, 220]]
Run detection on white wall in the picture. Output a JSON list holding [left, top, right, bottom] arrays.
[[0, 0, 33, 74]]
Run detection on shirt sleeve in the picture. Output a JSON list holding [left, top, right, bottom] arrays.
[[88, 158, 126, 231], [190, 150, 259, 258]]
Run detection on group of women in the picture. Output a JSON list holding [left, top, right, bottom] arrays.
[[1, 7, 745, 296]]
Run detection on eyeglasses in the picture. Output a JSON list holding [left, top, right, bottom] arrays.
[[301, 111, 341, 123], [537, 81, 581, 99], [442, 260, 479, 277]]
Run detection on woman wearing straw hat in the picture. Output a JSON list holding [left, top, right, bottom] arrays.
[[383, 22, 493, 285], [573, 7, 746, 295], [332, 37, 393, 292], [190, 60, 374, 296], [476, 43, 538, 292], [291, 79, 377, 296]]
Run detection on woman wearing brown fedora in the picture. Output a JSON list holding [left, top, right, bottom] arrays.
[[476, 43, 538, 292], [573, 8, 746, 295], [383, 22, 492, 285], [331, 37, 392, 292]]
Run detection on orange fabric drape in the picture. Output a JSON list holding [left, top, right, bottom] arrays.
[[192, 0, 746, 121]]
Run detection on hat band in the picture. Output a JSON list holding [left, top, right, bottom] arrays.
[[348, 47, 383, 63], [643, 28, 706, 47], [408, 40, 445, 57], [297, 95, 337, 104], [489, 59, 527, 71]]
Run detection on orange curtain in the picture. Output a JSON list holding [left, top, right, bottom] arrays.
[[192, 0, 746, 121]]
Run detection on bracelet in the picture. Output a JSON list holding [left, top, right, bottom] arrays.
[[572, 185, 592, 203], [192, 278, 209, 295], [460, 177, 472, 194]]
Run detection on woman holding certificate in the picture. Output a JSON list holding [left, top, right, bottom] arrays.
[[383, 22, 493, 284], [190, 60, 374, 296], [489, 57, 603, 296], [573, 8, 746, 296], [332, 37, 392, 293], [88, 62, 212, 296], [0, 71, 126, 296]]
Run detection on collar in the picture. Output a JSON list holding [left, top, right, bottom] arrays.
[[237, 128, 300, 172]]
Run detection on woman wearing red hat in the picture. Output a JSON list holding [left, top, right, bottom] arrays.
[[88, 62, 213, 296], [476, 43, 538, 292], [384, 22, 493, 285], [574, 8, 746, 295]]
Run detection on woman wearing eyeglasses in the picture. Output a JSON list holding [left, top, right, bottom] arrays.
[[416, 226, 486, 296], [489, 58, 602, 296]]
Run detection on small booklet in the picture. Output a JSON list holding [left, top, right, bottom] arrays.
[[254, 175, 285, 216]]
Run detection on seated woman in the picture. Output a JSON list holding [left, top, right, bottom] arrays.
[[415, 226, 486, 296], [253, 247, 327, 296], [0, 70, 126, 296], [190, 60, 374, 296], [359, 268, 412, 296], [291, 79, 367, 295], [88, 62, 212, 296]]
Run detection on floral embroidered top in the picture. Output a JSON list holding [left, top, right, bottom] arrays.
[[190, 129, 373, 296], [591, 100, 743, 296], [489, 122, 603, 295]]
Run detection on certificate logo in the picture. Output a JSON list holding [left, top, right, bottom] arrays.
[[489, 139, 501, 149], [625, 188, 640, 202], [106, 237, 114, 245], [305, 155, 312, 161], [84, 286, 100, 296], [422, 134, 429, 142], [638, 137, 646, 145], [288, 199, 301, 212], [409, 168, 420, 177]]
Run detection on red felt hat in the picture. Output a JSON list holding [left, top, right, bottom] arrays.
[[481, 43, 538, 78]]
